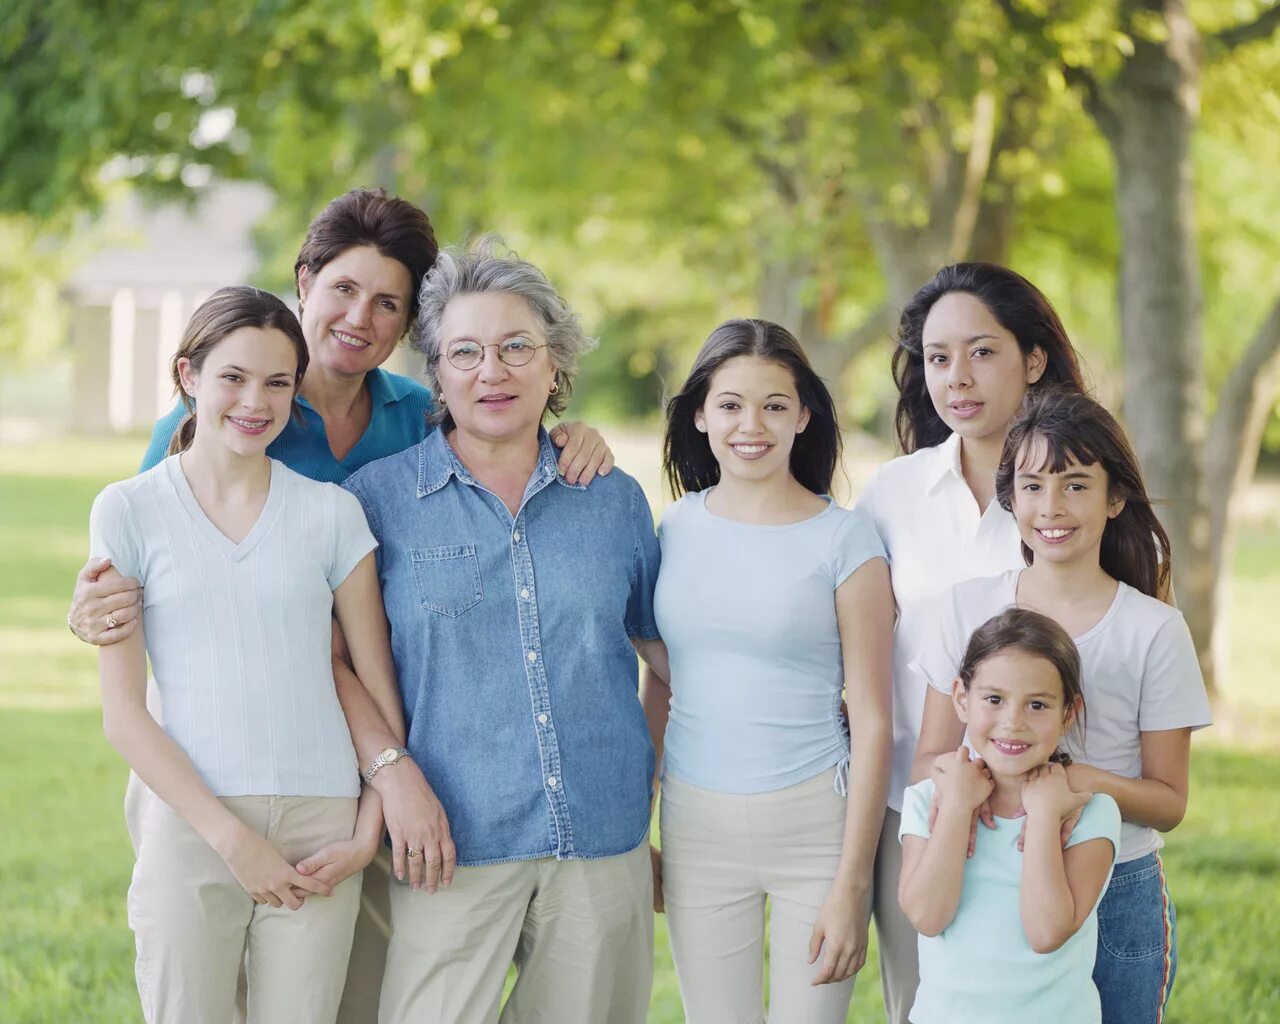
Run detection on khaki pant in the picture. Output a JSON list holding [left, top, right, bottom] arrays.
[[124, 679, 392, 1024], [872, 806, 919, 1024], [130, 795, 361, 1024], [659, 768, 862, 1024], [379, 842, 653, 1024]]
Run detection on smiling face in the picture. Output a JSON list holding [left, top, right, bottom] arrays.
[[954, 648, 1072, 777], [178, 326, 299, 457], [694, 355, 810, 487], [922, 291, 1047, 444], [1011, 437, 1124, 568], [434, 290, 557, 446], [296, 245, 412, 378]]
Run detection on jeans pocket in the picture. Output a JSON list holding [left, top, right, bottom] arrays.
[[411, 545, 483, 617], [1097, 864, 1169, 960]]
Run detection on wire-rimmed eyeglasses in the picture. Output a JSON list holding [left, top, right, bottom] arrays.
[[442, 337, 547, 371]]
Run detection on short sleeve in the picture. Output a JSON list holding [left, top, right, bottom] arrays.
[[327, 486, 378, 590], [830, 508, 887, 587], [625, 481, 661, 641], [1065, 793, 1121, 859], [909, 588, 969, 695], [899, 779, 935, 842], [139, 404, 188, 472], [88, 486, 144, 583], [1137, 614, 1213, 733]]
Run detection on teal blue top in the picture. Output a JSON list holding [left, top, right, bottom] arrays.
[[900, 778, 1121, 1024], [140, 368, 435, 483]]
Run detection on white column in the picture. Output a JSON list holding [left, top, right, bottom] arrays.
[[108, 288, 137, 433], [156, 289, 185, 416]]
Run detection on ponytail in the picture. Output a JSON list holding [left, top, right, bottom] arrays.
[[167, 411, 197, 455]]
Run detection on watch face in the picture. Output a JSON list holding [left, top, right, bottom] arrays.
[[380, 747, 399, 762]]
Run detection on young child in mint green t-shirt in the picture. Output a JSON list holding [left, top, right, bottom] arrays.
[[898, 607, 1121, 1024]]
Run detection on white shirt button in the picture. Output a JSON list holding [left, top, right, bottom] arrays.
[[547, 776, 558, 788], [527, 650, 538, 663], [520, 588, 530, 599], [537, 713, 548, 725], [513, 531, 521, 543]]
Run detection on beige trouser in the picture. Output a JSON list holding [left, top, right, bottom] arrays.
[[129, 794, 361, 1024], [659, 768, 862, 1024], [124, 680, 392, 1024], [379, 841, 654, 1024], [872, 806, 919, 1024]]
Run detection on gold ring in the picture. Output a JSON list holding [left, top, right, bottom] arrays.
[[406, 846, 421, 859]]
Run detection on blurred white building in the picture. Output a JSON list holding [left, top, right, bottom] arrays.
[[65, 181, 274, 434]]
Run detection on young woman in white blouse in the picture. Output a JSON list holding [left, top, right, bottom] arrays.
[[90, 288, 406, 1023], [856, 263, 1089, 1024]]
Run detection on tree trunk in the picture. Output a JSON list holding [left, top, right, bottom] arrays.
[[1203, 297, 1280, 685], [1100, 0, 1217, 691]]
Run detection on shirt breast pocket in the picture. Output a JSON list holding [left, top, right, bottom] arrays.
[[410, 545, 483, 617]]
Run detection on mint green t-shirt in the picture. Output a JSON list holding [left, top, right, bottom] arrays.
[[900, 779, 1121, 1024]]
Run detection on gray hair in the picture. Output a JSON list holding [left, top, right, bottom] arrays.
[[413, 235, 598, 422]]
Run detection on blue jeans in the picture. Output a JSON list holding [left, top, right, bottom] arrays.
[[1093, 852, 1177, 1024]]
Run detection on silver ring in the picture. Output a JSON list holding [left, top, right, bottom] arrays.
[[406, 846, 421, 859], [106, 613, 119, 630]]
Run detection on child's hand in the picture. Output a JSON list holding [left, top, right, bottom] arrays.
[[1021, 763, 1089, 824], [295, 835, 379, 892], [222, 827, 332, 910], [931, 747, 994, 815]]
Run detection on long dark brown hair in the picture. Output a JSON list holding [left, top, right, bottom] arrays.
[[663, 319, 840, 498], [958, 607, 1085, 762], [995, 387, 1171, 599], [893, 263, 1087, 454], [167, 287, 309, 455]]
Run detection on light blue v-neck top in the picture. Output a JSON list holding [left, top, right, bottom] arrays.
[[89, 456, 376, 797]]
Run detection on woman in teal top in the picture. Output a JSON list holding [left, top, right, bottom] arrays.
[[645, 319, 894, 1024]]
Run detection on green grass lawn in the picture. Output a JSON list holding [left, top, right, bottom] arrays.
[[2, 437, 1278, 1022]]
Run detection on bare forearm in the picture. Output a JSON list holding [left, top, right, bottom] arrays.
[[911, 688, 967, 784], [638, 665, 671, 789], [834, 714, 891, 893], [333, 656, 403, 763], [353, 786, 385, 847], [103, 702, 243, 856], [1075, 765, 1186, 832], [1019, 813, 1077, 952], [899, 810, 969, 935]]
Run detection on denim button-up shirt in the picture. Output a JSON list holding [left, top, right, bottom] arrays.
[[343, 427, 661, 866]]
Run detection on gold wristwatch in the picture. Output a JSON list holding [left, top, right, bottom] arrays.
[[361, 746, 411, 783]]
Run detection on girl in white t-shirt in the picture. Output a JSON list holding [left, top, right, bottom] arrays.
[[900, 606, 1121, 1024], [646, 319, 893, 1023], [857, 262, 1091, 1023], [90, 287, 404, 1023], [912, 388, 1212, 1024]]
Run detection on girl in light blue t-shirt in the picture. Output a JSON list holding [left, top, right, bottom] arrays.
[[899, 606, 1121, 1024], [645, 318, 893, 1024]]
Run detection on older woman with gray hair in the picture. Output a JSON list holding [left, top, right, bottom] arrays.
[[341, 237, 669, 1024]]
